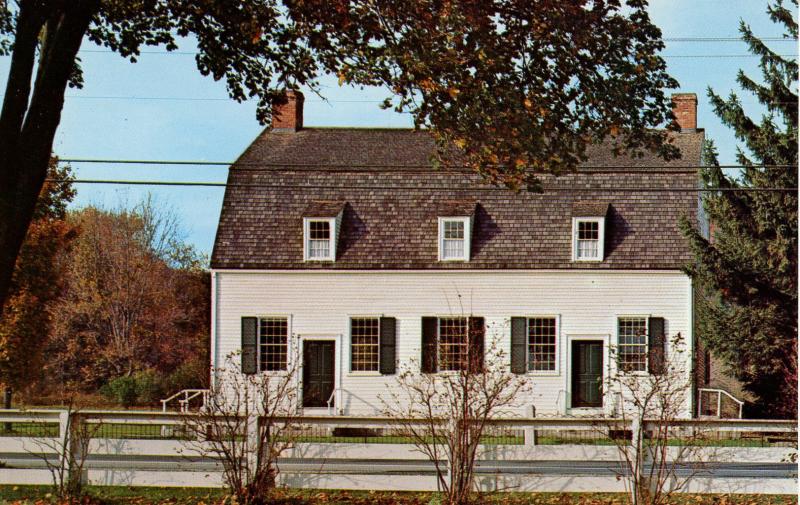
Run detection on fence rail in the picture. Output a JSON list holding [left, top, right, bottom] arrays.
[[0, 409, 795, 492], [1, 410, 797, 443]]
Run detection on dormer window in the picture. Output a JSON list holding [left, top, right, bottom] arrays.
[[306, 220, 333, 259], [302, 201, 344, 262], [572, 217, 604, 261], [438, 217, 471, 261], [571, 201, 609, 262]]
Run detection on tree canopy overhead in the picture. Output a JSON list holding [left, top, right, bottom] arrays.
[[0, 0, 678, 314], [292, 0, 680, 186], [682, 0, 798, 418]]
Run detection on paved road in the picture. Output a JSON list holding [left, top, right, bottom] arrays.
[[1, 453, 796, 479]]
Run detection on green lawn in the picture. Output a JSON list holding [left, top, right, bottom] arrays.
[[0, 423, 199, 440], [0, 486, 796, 505]]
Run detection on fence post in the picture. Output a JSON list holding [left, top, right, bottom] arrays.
[[58, 410, 70, 473], [629, 416, 644, 505], [524, 405, 537, 447], [246, 413, 260, 479], [3, 388, 11, 432], [70, 412, 87, 488], [58, 410, 87, 489]]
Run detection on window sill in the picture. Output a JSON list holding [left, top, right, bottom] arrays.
[[526, 370, 561, 377], [257, 370, 290, 376], [347, 371, 383, 377], [572, 258, 603, 262], [618, 370, 649, 377]]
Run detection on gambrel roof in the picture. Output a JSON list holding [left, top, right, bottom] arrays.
[[211, 128, 703, 270]]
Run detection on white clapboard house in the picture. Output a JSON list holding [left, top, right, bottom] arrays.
[[209, 91, 707, 417]]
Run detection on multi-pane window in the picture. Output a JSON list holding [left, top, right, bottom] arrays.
[[572, 217, 604, 261], [618, 317, 647, 372], [259, 317, 288, 371], [443, 221, 465, 258], [351, 317, 380, 372], [438, 317, 469, 371], [439, 218, 470, 261], [307, 220, 332, 259], [528, 317, 557, 371], [576, 220, 599, 259]]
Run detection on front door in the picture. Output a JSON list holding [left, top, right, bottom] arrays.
[[303, 341, 335, 408], [571, 341, 603, 408]]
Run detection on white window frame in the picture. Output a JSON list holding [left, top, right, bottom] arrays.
[[256, 315, 292, 373], [437, 316, 470, 372], [348, 316, 381, 374], [525, 315, 560, 375], [303, 217, 337, 261], [616, 315, 649, 374], [438, 216, 471, 262], [572, 217, 605, 262]]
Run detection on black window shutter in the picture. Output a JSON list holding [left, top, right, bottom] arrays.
[[648, 317, 666, 375], [379, 317, 397, 375], [241, 317, 258, 374], [421, 317, 438, 373], [510, 317, 527, 374], [468, 317, 485, 372]]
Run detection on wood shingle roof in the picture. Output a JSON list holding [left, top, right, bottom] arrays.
[[211, 128, 703, 270]]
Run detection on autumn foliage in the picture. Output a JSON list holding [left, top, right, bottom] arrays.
[[0, 160, 77, 393], [0, 180, 209, 406], [42, 200, 209, 402]]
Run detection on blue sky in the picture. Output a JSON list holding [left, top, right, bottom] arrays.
[[1, 0, 797, 257]]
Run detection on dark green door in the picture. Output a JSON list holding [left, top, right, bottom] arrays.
[[571, 341, 603, 408], [303, 341, 335, 408]]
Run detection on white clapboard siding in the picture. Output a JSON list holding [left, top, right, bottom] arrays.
[[212, 270, 693, 417]]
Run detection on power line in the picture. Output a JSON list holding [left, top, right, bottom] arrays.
[[70, 49, 796, 59], [664, 54, 796, 58], [55, 158, 797, 170], [29, 94, 799, 105], [53, 95, 387, 103], [69, 38, 796, 57], [45, 178, 797, 192], [663, 37, 797, 42]]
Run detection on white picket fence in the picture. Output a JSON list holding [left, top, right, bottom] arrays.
[[0, 409, 796, 494]]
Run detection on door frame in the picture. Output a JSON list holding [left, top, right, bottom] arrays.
[[564, 334, 609, 415], [298, 334, 343, 414]]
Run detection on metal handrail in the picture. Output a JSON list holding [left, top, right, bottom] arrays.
[[698, 388, 744, 419], [161, 389, 209, 412], [555, 389, 569, 415], [327, 388, 343, 415]]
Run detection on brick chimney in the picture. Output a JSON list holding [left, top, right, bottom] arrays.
[[271, 90, 304, 131], [672, 93, 697, 132]]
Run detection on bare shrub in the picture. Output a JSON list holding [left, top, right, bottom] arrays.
[[181, 353, 300, 505], [603, 333, 710, 505], [381, 321, 529, 505], [27, 401, 100, 501]]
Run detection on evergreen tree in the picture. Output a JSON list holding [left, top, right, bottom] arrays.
[[682, 0, 798, 418]]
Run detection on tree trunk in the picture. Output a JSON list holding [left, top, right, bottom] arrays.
[[0, 1, 98, 317]]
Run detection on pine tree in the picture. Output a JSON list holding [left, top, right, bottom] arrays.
[[682, 0, 798, 418]]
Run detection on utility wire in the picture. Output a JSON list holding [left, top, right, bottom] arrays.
[[664, 54, 796, 58], [31, 94, 800, 104], [54, 158, 797, 170], [44, 178, 797, 192], [663, 37, 797, 42], [71, 49, 797, 58], [69, 37, 796, 57]]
